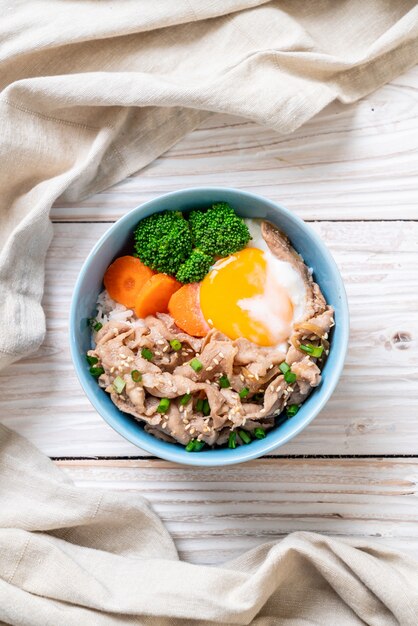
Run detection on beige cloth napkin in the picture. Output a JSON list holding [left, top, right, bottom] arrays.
[[1, 423, 418, 625], [1, 0, 418, 369]]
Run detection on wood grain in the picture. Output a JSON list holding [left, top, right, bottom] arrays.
[[52, 67, 418, 222], [56, 457, 418, 564], [1, 221, 416, 457]]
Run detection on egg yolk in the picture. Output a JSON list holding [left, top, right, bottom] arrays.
[[200, 248, 293, 346]]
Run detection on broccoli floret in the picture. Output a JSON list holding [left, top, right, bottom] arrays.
[[176, 249, 213, 283], [188, 202, 251, 256], [133, 210, 192, 274]]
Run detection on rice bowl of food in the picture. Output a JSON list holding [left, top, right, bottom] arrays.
[[70, 187, 349, 466]]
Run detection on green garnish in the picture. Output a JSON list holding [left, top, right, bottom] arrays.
[[238, 430, 251, 444], [219, 375, 230, 389], [300, 343, 324, 358], [202, 399, 211, 416], [284, 370, 297, 384], [89, 318, 103, 332], [86, 355, 98, 366], [157, 398, 170, 413], [239, 387, 250, 399], [286, 404, 300, 417], [180, 393, 192, 406], [279, 362, 290, 375], [185, 439, 205, 452], [89, 366, 104, 378], [254, 428, 266, 439], [113, 376, 126, 394], [228, 431, 237, 449], [195, 398, 204, 412], [131, 370, 142, 383], [170, 339, 182, 351], [190, 358, 203, 372], [141, 347, 153, 361]]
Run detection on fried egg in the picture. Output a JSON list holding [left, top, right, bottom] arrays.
[[199, 220, 306, 348]]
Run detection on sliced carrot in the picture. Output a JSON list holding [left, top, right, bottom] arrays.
[[103, 256, 155, 308], [135, 274, 182, 319], [168, 283, 210, 337]]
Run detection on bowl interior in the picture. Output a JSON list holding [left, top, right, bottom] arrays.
[[70, 188, 348, 466]]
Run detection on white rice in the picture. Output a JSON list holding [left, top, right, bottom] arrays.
[[95, 289, 143, 326]]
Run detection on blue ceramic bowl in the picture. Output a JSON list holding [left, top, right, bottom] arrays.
[[70, 188, 349, 466]]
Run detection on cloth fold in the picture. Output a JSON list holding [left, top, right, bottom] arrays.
[[1, 423, 418, 625], [1, 0, 418, 368]]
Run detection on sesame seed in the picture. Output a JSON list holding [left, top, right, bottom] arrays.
[[161, 423, 167, 429], [179, 405, 184, 413], [157, 340, 165, 345], [254, 373, 260, 381], [182, 418, 189, 424], [162, 346, 169, 352], [186, 387, 190, 395], [155, 351, 162, 356], [325, 350, 330, 355], [118, 353, 125, 359], [185, 424, 191, 431], [207, 318, 213, 325], [205, 379, 211, 384], [239, 374, 245, 382], [189, 427, 195, 435], [213, 358, 219, 365], [110, 367, 115, 374], [269, 364, 274, 370], [219, 352, 225, 358], [203, 426, 210, 433], [324, 332, 328, 339], [206, 366, 213, 371]]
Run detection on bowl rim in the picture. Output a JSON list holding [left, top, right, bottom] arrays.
[[70, 186, 349, 466]]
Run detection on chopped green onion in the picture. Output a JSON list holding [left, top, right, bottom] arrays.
[[284, 370, 297, 384], [300, 343, 324, 358], [113, 376, 126, 394], [195, 398, 204, 412], [185, 439, 205, 452], [141, 347, 153, 361], [239, 387, 250, 399], [88, 318, 102, 332], [131, 370, 142, 383], [157, 398, 170, 413], [86, 355, 98, 366], [286, 404, 300, 418], [170, 339, 182, 351], [180, 393, 192, 406], [219, 375, 230, 389], [254, 427, 266, 439], [228, 431, 237, 449], [238, 430, 251, 444], [190, 358, 203, 372], [89, 366, 104, 378], [202, 399, 211, 416], [279, 362, 290, 375]]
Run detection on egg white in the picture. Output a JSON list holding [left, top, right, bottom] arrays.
[[238, 219, 307, 349]]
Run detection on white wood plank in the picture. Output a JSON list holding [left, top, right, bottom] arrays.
[[1, 221, 417, 457], [52, 66, 418, 222], [56, 458, 418, 565]]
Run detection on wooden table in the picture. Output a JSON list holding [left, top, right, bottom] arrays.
[[2, 67, 418, 565]]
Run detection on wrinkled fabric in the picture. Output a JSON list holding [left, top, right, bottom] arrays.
[[1, 424, 418, 625], [1, 0, 418, 368]]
